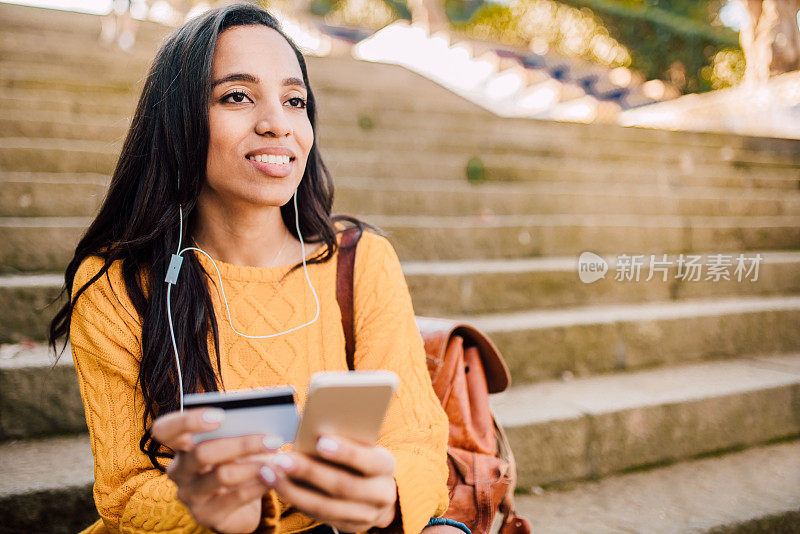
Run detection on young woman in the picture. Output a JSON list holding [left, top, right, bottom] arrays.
[[49, 4, 468, 533]]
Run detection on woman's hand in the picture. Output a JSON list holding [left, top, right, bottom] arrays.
[[261, 434, 399, 532], [151, 407, 282, 534]]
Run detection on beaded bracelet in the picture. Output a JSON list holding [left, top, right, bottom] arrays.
[[425, 517, 471, 534]]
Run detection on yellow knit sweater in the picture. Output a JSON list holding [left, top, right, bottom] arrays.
[[69, 228, 450, 534]]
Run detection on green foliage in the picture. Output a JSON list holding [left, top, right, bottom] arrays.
[[445, 0, 486, 23], [455, 1, 633, 68], [466, 156, 485, 184], [703, 47, 746, 89], [599, 0, 729, 22], [382, 0, 412, 19], [309, 0, 410, 19], [358, 115, 375, 130], [557, 0, 739, 92], [457, 0, 739, 93], [309, 0, 335, 16]]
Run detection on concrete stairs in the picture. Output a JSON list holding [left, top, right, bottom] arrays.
[[1, 3, 799, 533], [513, 439, 800, 533]]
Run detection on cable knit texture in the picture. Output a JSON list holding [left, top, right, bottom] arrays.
[[70, 228, 450, 534]]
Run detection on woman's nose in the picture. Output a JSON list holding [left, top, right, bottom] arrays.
[[255, 110, 292, 137]]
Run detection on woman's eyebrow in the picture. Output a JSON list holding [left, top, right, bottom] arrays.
[[211, 73, 307, 91]]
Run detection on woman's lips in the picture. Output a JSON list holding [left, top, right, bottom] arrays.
[[247, 157, 295, 178]]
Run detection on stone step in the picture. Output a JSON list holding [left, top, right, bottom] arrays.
[[467, 150, 799, 188], [316, 99, 800, 158], [0, 86, 137, 116], [2, 213, 799, 272], [4, 172, 800, 219], [1, 137, 797, 190], [0, 109, 130, 143], [0, 137, 121, 175], [370, 214, 800, 261], [2, 109, 798, 174], [514, 439, 800, 533], [0, 434, 97, 533], [0, 66, 138, 95], [3, 296, 800, 437], [0, 343, 83, 440], [0, 28, 162, 68], [463, 295, 800, 384], [405, 251, 800, 315], [339, 178, 800, 217], [491, 353, 800, 488], [3, 251, 799, 342], [1, 356, 798, 532], [0, 172, 108, 218], [0, 56, 151, 89], [0, 2, 169, 40]]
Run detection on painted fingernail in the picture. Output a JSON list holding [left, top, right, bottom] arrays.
[[202, 408, 225, 423], [272, 452, 294, 471], [260, 465, 276, 484], [263, 434, 283, 450], [317, 436, 338, 456]]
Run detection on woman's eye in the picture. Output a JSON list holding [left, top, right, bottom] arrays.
[[223, 91, 251, 104], [288, 97, 307, 109]]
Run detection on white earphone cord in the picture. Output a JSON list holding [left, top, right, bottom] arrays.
[[166, 190, 320, 411]]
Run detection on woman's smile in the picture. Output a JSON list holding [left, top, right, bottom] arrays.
[[245, 145, 298, 177], [246, 154, 296, 177]]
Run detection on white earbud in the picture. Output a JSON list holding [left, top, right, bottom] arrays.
[[165, 189, 319, 411]]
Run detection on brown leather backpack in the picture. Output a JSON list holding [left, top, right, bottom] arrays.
[[336, 227, 531, 534]]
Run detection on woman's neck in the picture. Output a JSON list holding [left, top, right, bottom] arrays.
[[192, 191, 294, 269]]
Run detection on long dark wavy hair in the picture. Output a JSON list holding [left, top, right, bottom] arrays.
[[48, 2, 378, 470]]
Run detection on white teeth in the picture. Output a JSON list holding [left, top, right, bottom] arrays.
[[249, 154, 291, 164]]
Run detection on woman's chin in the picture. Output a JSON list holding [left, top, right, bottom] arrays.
[[241, 188, 299, 209], [202, 171, 302, 209], [219, 181, 298, 207]]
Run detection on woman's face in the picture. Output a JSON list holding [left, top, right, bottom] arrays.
[[206, 24, 313, 209]]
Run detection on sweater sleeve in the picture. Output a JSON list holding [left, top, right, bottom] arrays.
[[69, 256, 277, 534], [352, 232, 450, 534]]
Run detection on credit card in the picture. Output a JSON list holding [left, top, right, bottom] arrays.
[[184, 386, 299, 444]]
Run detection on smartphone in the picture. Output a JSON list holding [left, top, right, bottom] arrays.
[[294, 370, 399, 456], [183, 386, 299, 444]]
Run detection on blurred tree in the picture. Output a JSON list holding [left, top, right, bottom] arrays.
[[444, 0, 485, 22], [280, 0, 408, 24], [739, 0, 800, 82], [551, 0, 741, 91], [454, 0, 739, 92], [588, 0, 728, 21]]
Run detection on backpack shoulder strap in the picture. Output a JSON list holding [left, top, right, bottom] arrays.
[[336, 226, 363, 371]]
